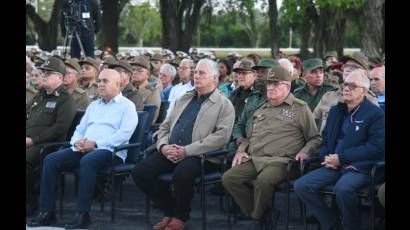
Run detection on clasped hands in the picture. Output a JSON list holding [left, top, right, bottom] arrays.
[[161, 144, 186, 163], [74, 138, 97, 153], [321, 154, 340, 169]]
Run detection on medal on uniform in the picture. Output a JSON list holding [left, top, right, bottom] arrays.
[[280, 109, 295, 119]]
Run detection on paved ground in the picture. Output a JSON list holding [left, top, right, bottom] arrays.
[[26, 175, 385, 230]]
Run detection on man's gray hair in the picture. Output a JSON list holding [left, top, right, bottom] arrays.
[[180, 58, 194, 67], [278, 58, 294, 76], [347, 69, 370, 90], [197, 58, 219, 79], [160, 63, 177, 78]]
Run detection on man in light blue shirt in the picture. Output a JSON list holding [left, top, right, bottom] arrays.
[[28, 69, 138, 229]]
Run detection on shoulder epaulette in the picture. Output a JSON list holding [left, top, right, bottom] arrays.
[[293, 98, 307, 105]]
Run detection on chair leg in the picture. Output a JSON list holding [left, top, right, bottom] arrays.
[[202, 182, 206, 230], [59, 174, 65, 218], [226, 193, 232, 230], [119, 180, 123, 202], [111, 175, 116, 223], [74, 175, 79, 196], [146, 196, 150, 226]]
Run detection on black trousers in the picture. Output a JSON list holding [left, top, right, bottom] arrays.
[[131, 151, 220, 222], [70, 33, 95, 59]]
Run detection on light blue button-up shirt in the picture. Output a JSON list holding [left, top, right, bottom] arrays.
[[70, 93, 138, 162]]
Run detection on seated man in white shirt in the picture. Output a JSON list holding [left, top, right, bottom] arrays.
[[27, 69, 138, 229]]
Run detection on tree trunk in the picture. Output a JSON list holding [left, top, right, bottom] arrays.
[[26, 0, 63, 51], [101, 0, 119, 53], [160, 0, 205, 53], [357, 0, 385, 58], [268, 0, 279, 58], [299, 22, 312, 59]]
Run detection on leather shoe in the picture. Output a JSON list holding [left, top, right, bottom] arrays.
[[165, 218, 186, 230], [64, 212, 91, 229], [153, 216, 172, 230], [27, 211, 56, 227]]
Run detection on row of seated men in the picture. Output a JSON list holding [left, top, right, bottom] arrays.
[[26, 54, 385, 230]]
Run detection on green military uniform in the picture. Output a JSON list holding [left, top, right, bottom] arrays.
[[313, 87, 379, 133], [122, 83, 144, 111], [293, 82, 337, 111], [291, 78, 305, 93], [79, 80, 99, 101], [294, 58, 337, 111], [71, 87, 90, 110], [26, 84, 76, 208], [222, 66, 321, 220], [137, 80, 161, 122], [26, 86, 37, 107]]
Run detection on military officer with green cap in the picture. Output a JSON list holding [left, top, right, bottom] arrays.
[[26, 57, 76, 216], [222, 65, 321, 230], [294, 58, 337, 111], [63, 58, 90, 110], [78, 57, 100, 101], [109, 60, 144, 111], [131, 55, 161, 122]]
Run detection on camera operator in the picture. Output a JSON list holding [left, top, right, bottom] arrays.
[[60, 0, 101, 59]]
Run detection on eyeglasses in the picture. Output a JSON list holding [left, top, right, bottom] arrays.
[[42, 71, 60, 79], [266, 81, 288, 87], [65, 70, 78, 76], [236, 71, 254, 76], [341, 82, 365, 90], [342, 63, 362, 71]]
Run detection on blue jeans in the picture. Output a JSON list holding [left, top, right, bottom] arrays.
[[294, 167, 370, 230], [39, 148, 118, 212]]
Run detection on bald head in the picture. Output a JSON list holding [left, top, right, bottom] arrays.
[[98, 69, 122, 101], [369, 66, 385, 95]]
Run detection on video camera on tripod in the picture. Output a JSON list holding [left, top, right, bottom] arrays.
[[62, 0, 89, 58]]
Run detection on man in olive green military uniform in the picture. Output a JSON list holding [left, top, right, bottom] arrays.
[[109, 60, 144, 111], [313, 52, 379, 133], [26, 57, 76, 216], [78, 57, 100, 101], [294, 58, 337, 111], [231, 58, 278, 146], [131, 56, 161, 122], [222, 66, 321, 230], [63, 59, 90, 110], [150, 53, 163, 77]]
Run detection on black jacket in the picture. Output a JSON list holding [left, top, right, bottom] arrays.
[[60, 0, 101, 37]]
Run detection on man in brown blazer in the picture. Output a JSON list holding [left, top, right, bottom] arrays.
[[131, 59, 235, 230]]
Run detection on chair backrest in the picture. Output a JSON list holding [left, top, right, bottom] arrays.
[[156, 101, 170, 124], [143, 104, 157, 125], [126, 111, 150, 163], [66, 110, 86, 141]]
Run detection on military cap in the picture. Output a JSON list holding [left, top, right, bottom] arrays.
[[151, 53, 162, 61], [252, 58, 279, 70], [131, 55, 151, 70], [65, 58, 81, 73], [78, 57, 99, 71], [108, 60, 133, 74], [324, 51, 338, 59], [233, 59, 255, 72], [339, 51, 369, 70], [102, 55, 117, 65], [38, 56, 66, 75], [265, 65, 292, 82], [302, 58, 323, 72]]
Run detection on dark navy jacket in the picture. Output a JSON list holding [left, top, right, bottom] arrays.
[[319, 97, 385, 172]]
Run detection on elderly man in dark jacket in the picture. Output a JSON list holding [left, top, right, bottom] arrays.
[[294, 69, 385, 230]]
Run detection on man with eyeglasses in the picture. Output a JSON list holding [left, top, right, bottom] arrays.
[[222, 66, 321, 230], [131, 55, 161, 122], [313, 52, 379, 133], [294, 58, 337, 111], [63, 59, 90, 110], [26, 57, 76, 216], [108, 60, 144, 111], [166, 59, 195, 116], [294, 69, 385, 230], [78, 57, 100, 101]]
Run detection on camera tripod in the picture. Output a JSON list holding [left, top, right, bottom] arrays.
[[62, 23, 86, 59]]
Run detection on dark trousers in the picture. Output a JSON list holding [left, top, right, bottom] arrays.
[[131, 151, 220, 222], [26, 145, 43, 205], [70, 34, 95, 59], [39, 147, 119, 212], [294, 167, 370, 230]]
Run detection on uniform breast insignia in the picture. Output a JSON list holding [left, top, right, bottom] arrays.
[[46, 102, 57, 109], [53, 91, 60, 97], [31, 102, 38, 109], [280, 109, 295, 119], [355, 125, 360, 131], [244, 98, 248, 104]]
